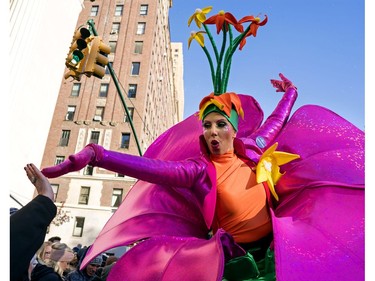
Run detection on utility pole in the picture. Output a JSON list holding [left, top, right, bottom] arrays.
[[87, 19, 143, 156]]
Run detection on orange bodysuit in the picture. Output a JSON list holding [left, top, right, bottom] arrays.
[[211, 150, 272, 243]]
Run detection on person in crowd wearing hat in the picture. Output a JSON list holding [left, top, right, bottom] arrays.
[[31, 242, 74, 281], [10, 163, 57, 281], [66, 250, 103, 281], [72, 244, 82, 255]]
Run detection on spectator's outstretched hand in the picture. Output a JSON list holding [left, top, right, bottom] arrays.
[[24, 163, 54, 201], [41, 145, 96, 178], [270, 73, 297, 92]]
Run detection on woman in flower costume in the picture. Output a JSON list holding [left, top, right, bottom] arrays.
[[41, 6, 364, 281]]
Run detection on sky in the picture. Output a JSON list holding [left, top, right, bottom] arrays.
[[168, 0, 365, 130]]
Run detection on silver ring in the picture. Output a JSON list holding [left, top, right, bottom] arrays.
[[31, 177, 37, 184]]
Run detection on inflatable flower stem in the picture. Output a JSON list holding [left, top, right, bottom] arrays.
[[188, 7, 268, 95]]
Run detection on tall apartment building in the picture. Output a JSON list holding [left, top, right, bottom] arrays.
[[171, 42, 184, 121], [40, 0, 183, 249]]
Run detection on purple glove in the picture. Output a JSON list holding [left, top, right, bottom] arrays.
[[270, 73, 297, 92], [41, 144, 100, 178]]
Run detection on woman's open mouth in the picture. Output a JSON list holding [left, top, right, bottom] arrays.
[[211, 140, 220, 150]]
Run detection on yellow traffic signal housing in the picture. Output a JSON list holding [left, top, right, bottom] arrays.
[[64, 70, 82, 81], [84, 36, 111, 79], [65, 27, 91, 69], [65, 27, 92, 80], [64, 45, 91, 81]]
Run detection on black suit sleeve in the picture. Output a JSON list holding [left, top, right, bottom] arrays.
[[10, 195, 57, 281]]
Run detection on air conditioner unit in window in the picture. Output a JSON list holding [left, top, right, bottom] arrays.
[[110, 30, 118, 35], [93, 116, 102, 121]]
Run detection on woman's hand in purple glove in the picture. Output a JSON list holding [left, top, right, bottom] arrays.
[[270, 73, 297, 92], [41, 144, 97, 178]]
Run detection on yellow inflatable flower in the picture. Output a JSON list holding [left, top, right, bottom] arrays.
[[256, 142, 300, 201], [186, 6, 268, 94], [188, 31, 206, 48], [188, 6, 213, 28]]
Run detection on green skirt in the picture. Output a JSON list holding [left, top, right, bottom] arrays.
[[223, 248, 275, 281]]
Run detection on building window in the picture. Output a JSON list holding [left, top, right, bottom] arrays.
[[59, 130, 71, 146], [124, 107, 134, 122], [93, 107, 104, 122], [65, 106, 76, 121], [109, 41, 117, 53], [121, 133, 130, 149], [140, 4, 148, 15], [111, 22, 120, 34], [128, 84, 137, 98], [84, 165, 93, 176], [90, 5, 99, 16], [112, 188, 123, 207], [55, 156, 65, 165], [134, 41, 143, 54], [99, 84, 109, 97], [115, 5, 123, 16], [78, 186, 90, 205], [131, 62, 140, 75], [73, 217, 85, 237], [51, 184, 59, 202], [71, 83, 81, 97], [90, 131, 100, 144], [136, 22, 146, 35]]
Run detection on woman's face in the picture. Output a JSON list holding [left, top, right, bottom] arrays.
[[44, 245, 52, 260], [59, 260, 70, 271], [203, 112, 237, 155]]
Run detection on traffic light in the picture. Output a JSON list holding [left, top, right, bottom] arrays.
[[65, 27, 91, 69], [84, 36, 111, 79], [64, 27, 91, 80]]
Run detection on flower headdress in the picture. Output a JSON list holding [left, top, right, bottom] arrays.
[[188, 7, 268, 125], [188, 8, 300, 200]]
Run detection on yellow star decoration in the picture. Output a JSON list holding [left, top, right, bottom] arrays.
[[256, 142, 300, 201]]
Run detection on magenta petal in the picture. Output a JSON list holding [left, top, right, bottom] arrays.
[[272, 105, 364, 280], [107, 230, 243, 281]]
